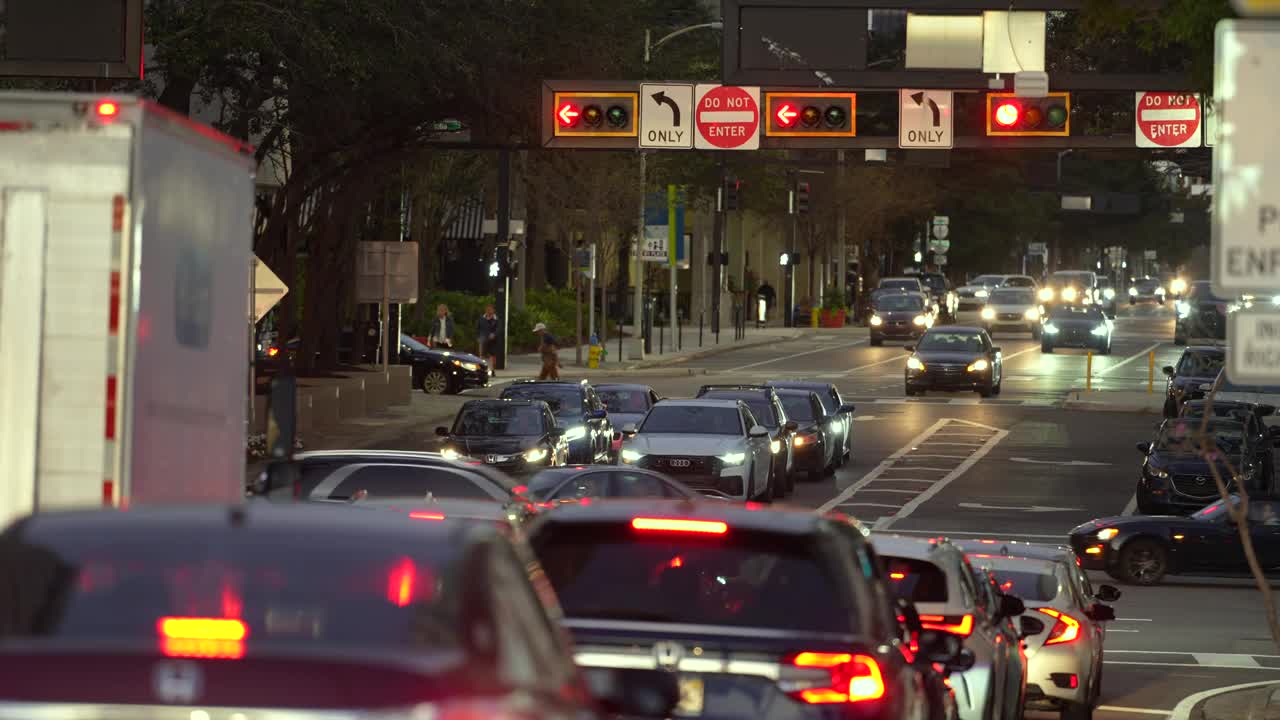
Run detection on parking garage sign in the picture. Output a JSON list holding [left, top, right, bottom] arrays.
[[1229, 310, 1280, 384]]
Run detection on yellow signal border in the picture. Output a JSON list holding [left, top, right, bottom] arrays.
[[763, 92, 858, 137], [553, 92, 639, 137], [985, 91, 1071, 137]]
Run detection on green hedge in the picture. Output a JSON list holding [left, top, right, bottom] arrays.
[[405, 288, 578, 354]]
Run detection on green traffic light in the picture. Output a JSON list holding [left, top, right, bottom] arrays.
[[824, 106, 846, 128], [606, 105, 628, 128], [582, 105, 604, 127], [1046, 104, 1068, 128]]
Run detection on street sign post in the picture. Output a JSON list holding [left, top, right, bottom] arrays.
[[1212, 21, 1280, 297], [1135, 92, 1202, 148], [1228, 310, 1280, 384], [640, 83, 694, 149], [253, 255, 288, 322], [694, 84, 760, 150], [899, 89, 954, 149], [356, 242, 419, 372]]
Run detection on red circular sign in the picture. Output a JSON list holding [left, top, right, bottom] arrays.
[[1136, 92, 1201, 147], [695, 86, 759, 149]]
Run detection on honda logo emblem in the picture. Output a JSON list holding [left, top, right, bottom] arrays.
[[652, 641, 685, 671], [152, 660, 204, 704], [486, 455, 498, 464], [669, 459, 691, 468]]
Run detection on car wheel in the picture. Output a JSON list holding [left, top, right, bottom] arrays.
[[1060, 701, 1093, 720], [905, 385, 916, 397], [979, 382, 994, 399], [1117, 538, 1168, 585], [992, 379, 1002, 395], [1042, 343, 1054, 354], [870, 337, 883, 347], [422, 370, 449, 395]]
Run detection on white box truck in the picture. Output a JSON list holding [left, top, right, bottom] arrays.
[[0, 93, 256, 527]]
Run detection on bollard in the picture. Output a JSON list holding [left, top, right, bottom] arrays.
[[617, 315, 623, 361], [1086, 351, 1093, 392], [678, 313, 682, 351], [1148, 351, 1155, 394], [811, 308, 819, 328], [659, 323, 664, 354], [699, 312, 704, 347]]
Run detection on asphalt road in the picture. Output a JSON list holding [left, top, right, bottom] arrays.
[[423, 301, 1276, 715]]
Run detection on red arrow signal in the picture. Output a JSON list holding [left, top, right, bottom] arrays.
[[557, 103, 580, 126], [776, 103, 798, 127]]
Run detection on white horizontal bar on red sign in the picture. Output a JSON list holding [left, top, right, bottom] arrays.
[[699, 111, 755, 123], [1141, 109, 1197, 122]]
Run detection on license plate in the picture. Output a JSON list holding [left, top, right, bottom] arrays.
[[675, 676, 704, 716]]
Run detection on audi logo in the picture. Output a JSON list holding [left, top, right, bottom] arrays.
[[669, 459, 691, 468]]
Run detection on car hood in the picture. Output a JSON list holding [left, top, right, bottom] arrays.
[[957, 285, 991, 295], [625, 434, 745, 455], [987, 303, 1036, 313], [1071, 514, 1204, 536], [416, 348, 487, 365], [914, 350, 985, 364], [874, 309, 925, 320], [450, 435, 540, 455], [1147, 451, 1238, 476], [1045, 317, 1104, 329]]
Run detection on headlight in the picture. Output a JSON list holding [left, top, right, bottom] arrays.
[[441, 448, 461, 460], [621, 449, 643, 463], [907, 357, 926, 371], [720, 452, 747, 465], [981, 307, 996, 321], [1104, 288, 1116, 300], [1043, 323, 1060, 334], [1062, 287, 1078, 302], [1091, 324, 1109, 336], [1171, 278, 1187, 294], [967, 359, 989, 373], [1038, 288, 1055, 302], [870, 315, 884, 327], [1024, 307, 1040, 320], [524, 447, 548, 462], [1097, 528, 1119, 541], [1177, 301, 1191, 318], [1129, 286, 1138, 296], [451, 359, 480, 371], [1146, 464, 1169, 479], [1156, 286, 1166, 296], [913, 315, 928, 326], [975, 289, 989, 299], [770, 439, 781, 454], [563, 425, 588, 441]]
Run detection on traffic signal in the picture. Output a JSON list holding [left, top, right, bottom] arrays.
[[725, 179, 741, 211], [553, 92, 638, 138], [796, 182, 810, 214], [764, 92, 857, 137], [985, 92, 1071, 137]]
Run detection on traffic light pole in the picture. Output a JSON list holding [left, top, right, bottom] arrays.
[[495, 147, 510, 371], [632, 151, 647, 360], [711, 157, 725, 338]]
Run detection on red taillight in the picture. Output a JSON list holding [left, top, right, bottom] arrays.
[[267, 346, 280, 357], [668, 556, 684, 568], [387, 557, 417, 607], [1038, 608, 1081, 645], [409, 511, 446, 520], [631, 517, 728, 535], [919, 614, 974, 637], [512, 485, 528, 494], [889, 571, 906, 580], [790, 652, 886, 703], [95, 101, 119, 118], [158, 617, 247, 659]]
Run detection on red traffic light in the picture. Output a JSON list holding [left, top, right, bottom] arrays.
[[994, 102, 1020, 127], [557, 103, 580, 127], [776, 103, 798, 127]]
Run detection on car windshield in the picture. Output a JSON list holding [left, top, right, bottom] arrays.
[[400, 334, 430, 352], [1155, 419, 1246, 452], [881, 279, 919, 291], [502, 386, 583, 418], [1002, 276, 1035, 288], [640, 405, 742, 435], [881, 556, 948, 603], [989, 290, 1034, 305], [917, 332, 985, 353], [0, 527, 458, 650], [453, 404, 545, 436], [533, 526, 855, 633], [876, 294, 925, 311], [1136, 279, 1161, 291], [1189, 283, 1226, 302], [976, 566, 1061, 602], [699, 392, 777, 427], [969, 275, 1003, 286], [1048, 305, 1104, 321], [598, 389, 651, 414], [1049, 272, 1092, 287], [779, 394, 816, 422], [1177, 351, 1225, 377]]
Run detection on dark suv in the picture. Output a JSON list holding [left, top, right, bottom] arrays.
[[1174, 281, 1228, 345], [528, 500, 970, 720], [695, 385, 797, 497], [1161, 346, 1226, 417], [500, 380, 612, 464]]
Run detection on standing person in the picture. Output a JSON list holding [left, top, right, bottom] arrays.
[[756, 280, 776, 326], [428, 304, 454, 349], [476, 304, 500, 376], [534, 322, 560, 381]]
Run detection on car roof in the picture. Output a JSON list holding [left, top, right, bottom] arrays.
[[529, 498, 866, 538], [296, 449, 445, 462], [966, 554, 1058, 576], [1183, 346, 1226, 356], [505, 380, 588, 389], [773, 388, 819, 397], [767, 380, 836, 390], [462, 397, 546, 408], [881, 276, 921, 282], [594, 383, 654, 391], [657, 398, 744, 409], [951, 539, 1074, 562], [924, 325, 984, 334], [870, 533, 964, 560]]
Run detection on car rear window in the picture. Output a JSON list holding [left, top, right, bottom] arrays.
[[881, 556, 948, 603], [293, 463, 506, 501], [779, 394, 816, 422], [598, 389, 651, 413], [0, 528, 460, 651], [533, 525, 855, 633], [698, 393, 777, 427], [978, 567, 1060, 602], [1177, 351, 1224, 377], [501, 386, 583, 417]]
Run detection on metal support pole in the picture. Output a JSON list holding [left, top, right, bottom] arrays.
[[659, 322, 664, 354], [633, 152, 647, 360], [381, 248, 390, 372], [668, 188, 677, 364], [588, 243, 596, 343], [496, 148, 511, 370], [248, 257, 257, 436], [711, 157, 725, 336]]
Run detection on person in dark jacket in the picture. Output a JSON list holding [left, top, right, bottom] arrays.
[[428, 304, 454, 349], [476, 305, 500, 376], [534, 322, 560, 380]]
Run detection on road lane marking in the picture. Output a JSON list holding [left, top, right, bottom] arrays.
[[1117, 618, 1153, 622], [1096, 707, 1171, 715], [904, 454, 970, 459], [876, 422, 1011, 530], [873, 478, 944, 483], [1107, 629, 1140, 633], [1170, 681, 1280, 720], [1193, 653, 1261, 668], [884, 528, 1067, 540], [856, 488, 925, 495], [1099, 342, 1163, 375], [1123, 494, 1138, 516], [881, 467, 952, 472], [817, 419, 950, 513], [838, 502, 904, 509], [725, 339, 867, 372], [1000, 345, 1046, 362]]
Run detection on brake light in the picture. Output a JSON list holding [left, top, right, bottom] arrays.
[[631, 517, 728, 535], [1038, 608, 1081, 645], [789, 652, 886, 703], [794, 435, 807, 447], [669, 556, 684, 568], [267, 346, 280, 357], [889, 572, 906, 580], [512, 485, 528, 494], [95, 101, 119, 118], [158, 617, 247, 659], [409, 511, 446, 520], [387, 557, 417, 607], [919, 614, 974, 637]]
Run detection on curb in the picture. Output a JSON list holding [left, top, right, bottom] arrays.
[[1172, 681, 1280, 720], [1062, 390, 1165, 414], [623, 329, 814, 370]]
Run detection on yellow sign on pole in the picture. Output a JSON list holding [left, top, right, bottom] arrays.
[[1232, 0, 1280, 15]]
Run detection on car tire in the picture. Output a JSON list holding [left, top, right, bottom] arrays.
[[905, 385, 917, 397], [422, 370, 450, 395], [992, 379, 1002, 395], [1042, 343, 1054, 354], [1061, 701, 1093, 720], [870, 337, 883, 347], [979, 383, 994, 399], [1117, 538, 1168, 585]]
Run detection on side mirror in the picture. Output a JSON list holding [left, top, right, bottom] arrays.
[[784, 420, 799, 432], [1018, 615, 1046, 638], [1096, 584, 1122, 603], [917, 629, 964, 666], [623, 423, 639, 434], [435, 426, 450, 437], [996, 593, 1025, 620], [1162, 366, 1176, 377], [840, 403, 857, 414], [1135, 442, 1152, 454], [1259, 405, 1277, 417], [947, 648, 977, 674], [589, 408, 608, 420], [748, 425, 770, 438], [582, 667, 678, 719], [1086, 603, 1117, 623]]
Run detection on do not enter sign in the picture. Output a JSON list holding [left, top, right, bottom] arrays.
[[1135, 92, 1202, 148], [694, 84, 760, 150]]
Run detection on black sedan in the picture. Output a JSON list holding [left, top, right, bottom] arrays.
[[1040, 304, 1113, 354], [0, 504, 675, 717], [400, 334, 490, 395], [1174, 281, 1228, 345], [524, 465, 705, 506], [437, 399, 569, 475], [1162, 346, 1226, 417], [775, 389, 839, 480], [905, 326, 1003, 398], [500, 380, 614, 464], [870, 291, 934, 345], [1070, 497, 1280, 585], [1134, 417, 1272, 515], [766, 380, 856, 465]]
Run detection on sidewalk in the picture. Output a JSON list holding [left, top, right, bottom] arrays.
[[1063, 388, 1166, 413], [1185, 681, 1280, 720]]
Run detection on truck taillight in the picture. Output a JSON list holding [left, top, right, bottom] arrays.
[[788, 652, 886, 703]]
